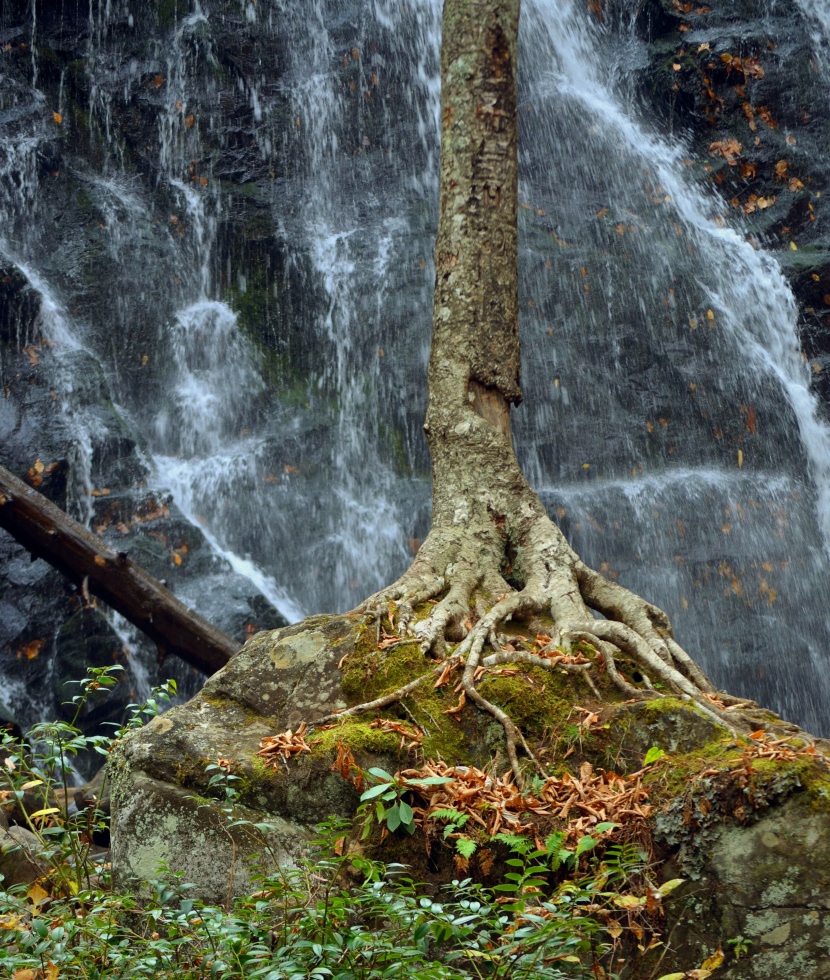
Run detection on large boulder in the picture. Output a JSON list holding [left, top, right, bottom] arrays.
[[109, 611, 830, 976], [108, 614, 363, 900], [0, 825, 50, 889], [663, 793, 830, 977]]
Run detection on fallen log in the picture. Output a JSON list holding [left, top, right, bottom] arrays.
[[0, 463, 238, 675]]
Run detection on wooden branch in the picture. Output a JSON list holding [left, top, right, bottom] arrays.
[[0, 464, 238, 675]]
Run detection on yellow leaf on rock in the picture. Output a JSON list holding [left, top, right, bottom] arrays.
[[701, 945, 725, 970], [26, 881, 50, 906], [737, 449, 744, 468], [709, 138, 742, 165], [790, 241, 798, 250], [52, 111, 62, 124], [757, 106, 777, 129]]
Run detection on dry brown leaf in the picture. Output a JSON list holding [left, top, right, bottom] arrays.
[[443, 690, 467, 718], [708, 138, 742, 165], [370, 717, 424, 750], [17, 639, 45, 661], [331, 741, 364, 792], [258, 722, 318, 768]]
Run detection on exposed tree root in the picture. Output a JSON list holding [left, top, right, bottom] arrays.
[[321, 509, 746, 785]]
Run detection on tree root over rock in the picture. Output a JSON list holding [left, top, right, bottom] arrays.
[[313, 509, 750, 785]]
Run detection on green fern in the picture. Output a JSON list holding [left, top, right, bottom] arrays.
[[429, 807, 469, 824]]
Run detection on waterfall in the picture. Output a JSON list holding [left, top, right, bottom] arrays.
[[516, 0, 830, 732], [1, 0, 829, 735]]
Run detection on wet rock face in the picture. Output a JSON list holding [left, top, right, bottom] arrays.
[[628, 0, 830, 397], [4, 0, 830, 741], [1, 0, 295, 736], [108, 614, 359, 899], [664, 794, 830, 979]]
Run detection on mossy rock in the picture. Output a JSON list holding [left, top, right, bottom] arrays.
[[109, 610, 830, 979]]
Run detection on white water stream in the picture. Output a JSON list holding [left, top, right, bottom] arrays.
[[2, 0, 830, 733]]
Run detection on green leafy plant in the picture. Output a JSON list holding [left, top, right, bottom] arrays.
[[0, 666, 176, 895], [0, 679, 679, 980], [644, 746, 668, 766], [727, 934, 752, 960], [358, 766, 452, 836], [1, 811, 650, 979], [426, 805, 475, 858]]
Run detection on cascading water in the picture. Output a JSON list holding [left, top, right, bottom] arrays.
[[515, 0, 830, 732], [1, 0, 829, 737]]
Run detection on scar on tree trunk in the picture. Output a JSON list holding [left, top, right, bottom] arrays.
[[318, 0, 760, 782]]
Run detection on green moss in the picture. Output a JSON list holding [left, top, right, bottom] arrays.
[[226, 265, 271, 342], [645, 739, 743, 798], [338, 627, 473, 764], [341, 632, 425, 702], [238, 756, 282, 794], [478, 665, 581, 734], [643, 733, 830, 816], [311, 718, 402, 758], [174, 755, 213, 789], [638, 696, 693, 717], [746, 756, 830, 811], [377, 419, 413, 476]]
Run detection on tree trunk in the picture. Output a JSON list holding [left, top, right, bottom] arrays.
[[0, 464, 237, 674], [351, 0, 741, 779]]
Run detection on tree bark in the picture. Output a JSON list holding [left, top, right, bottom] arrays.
[[352, 0, 733, 779], [0, 463, 237, 674]]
